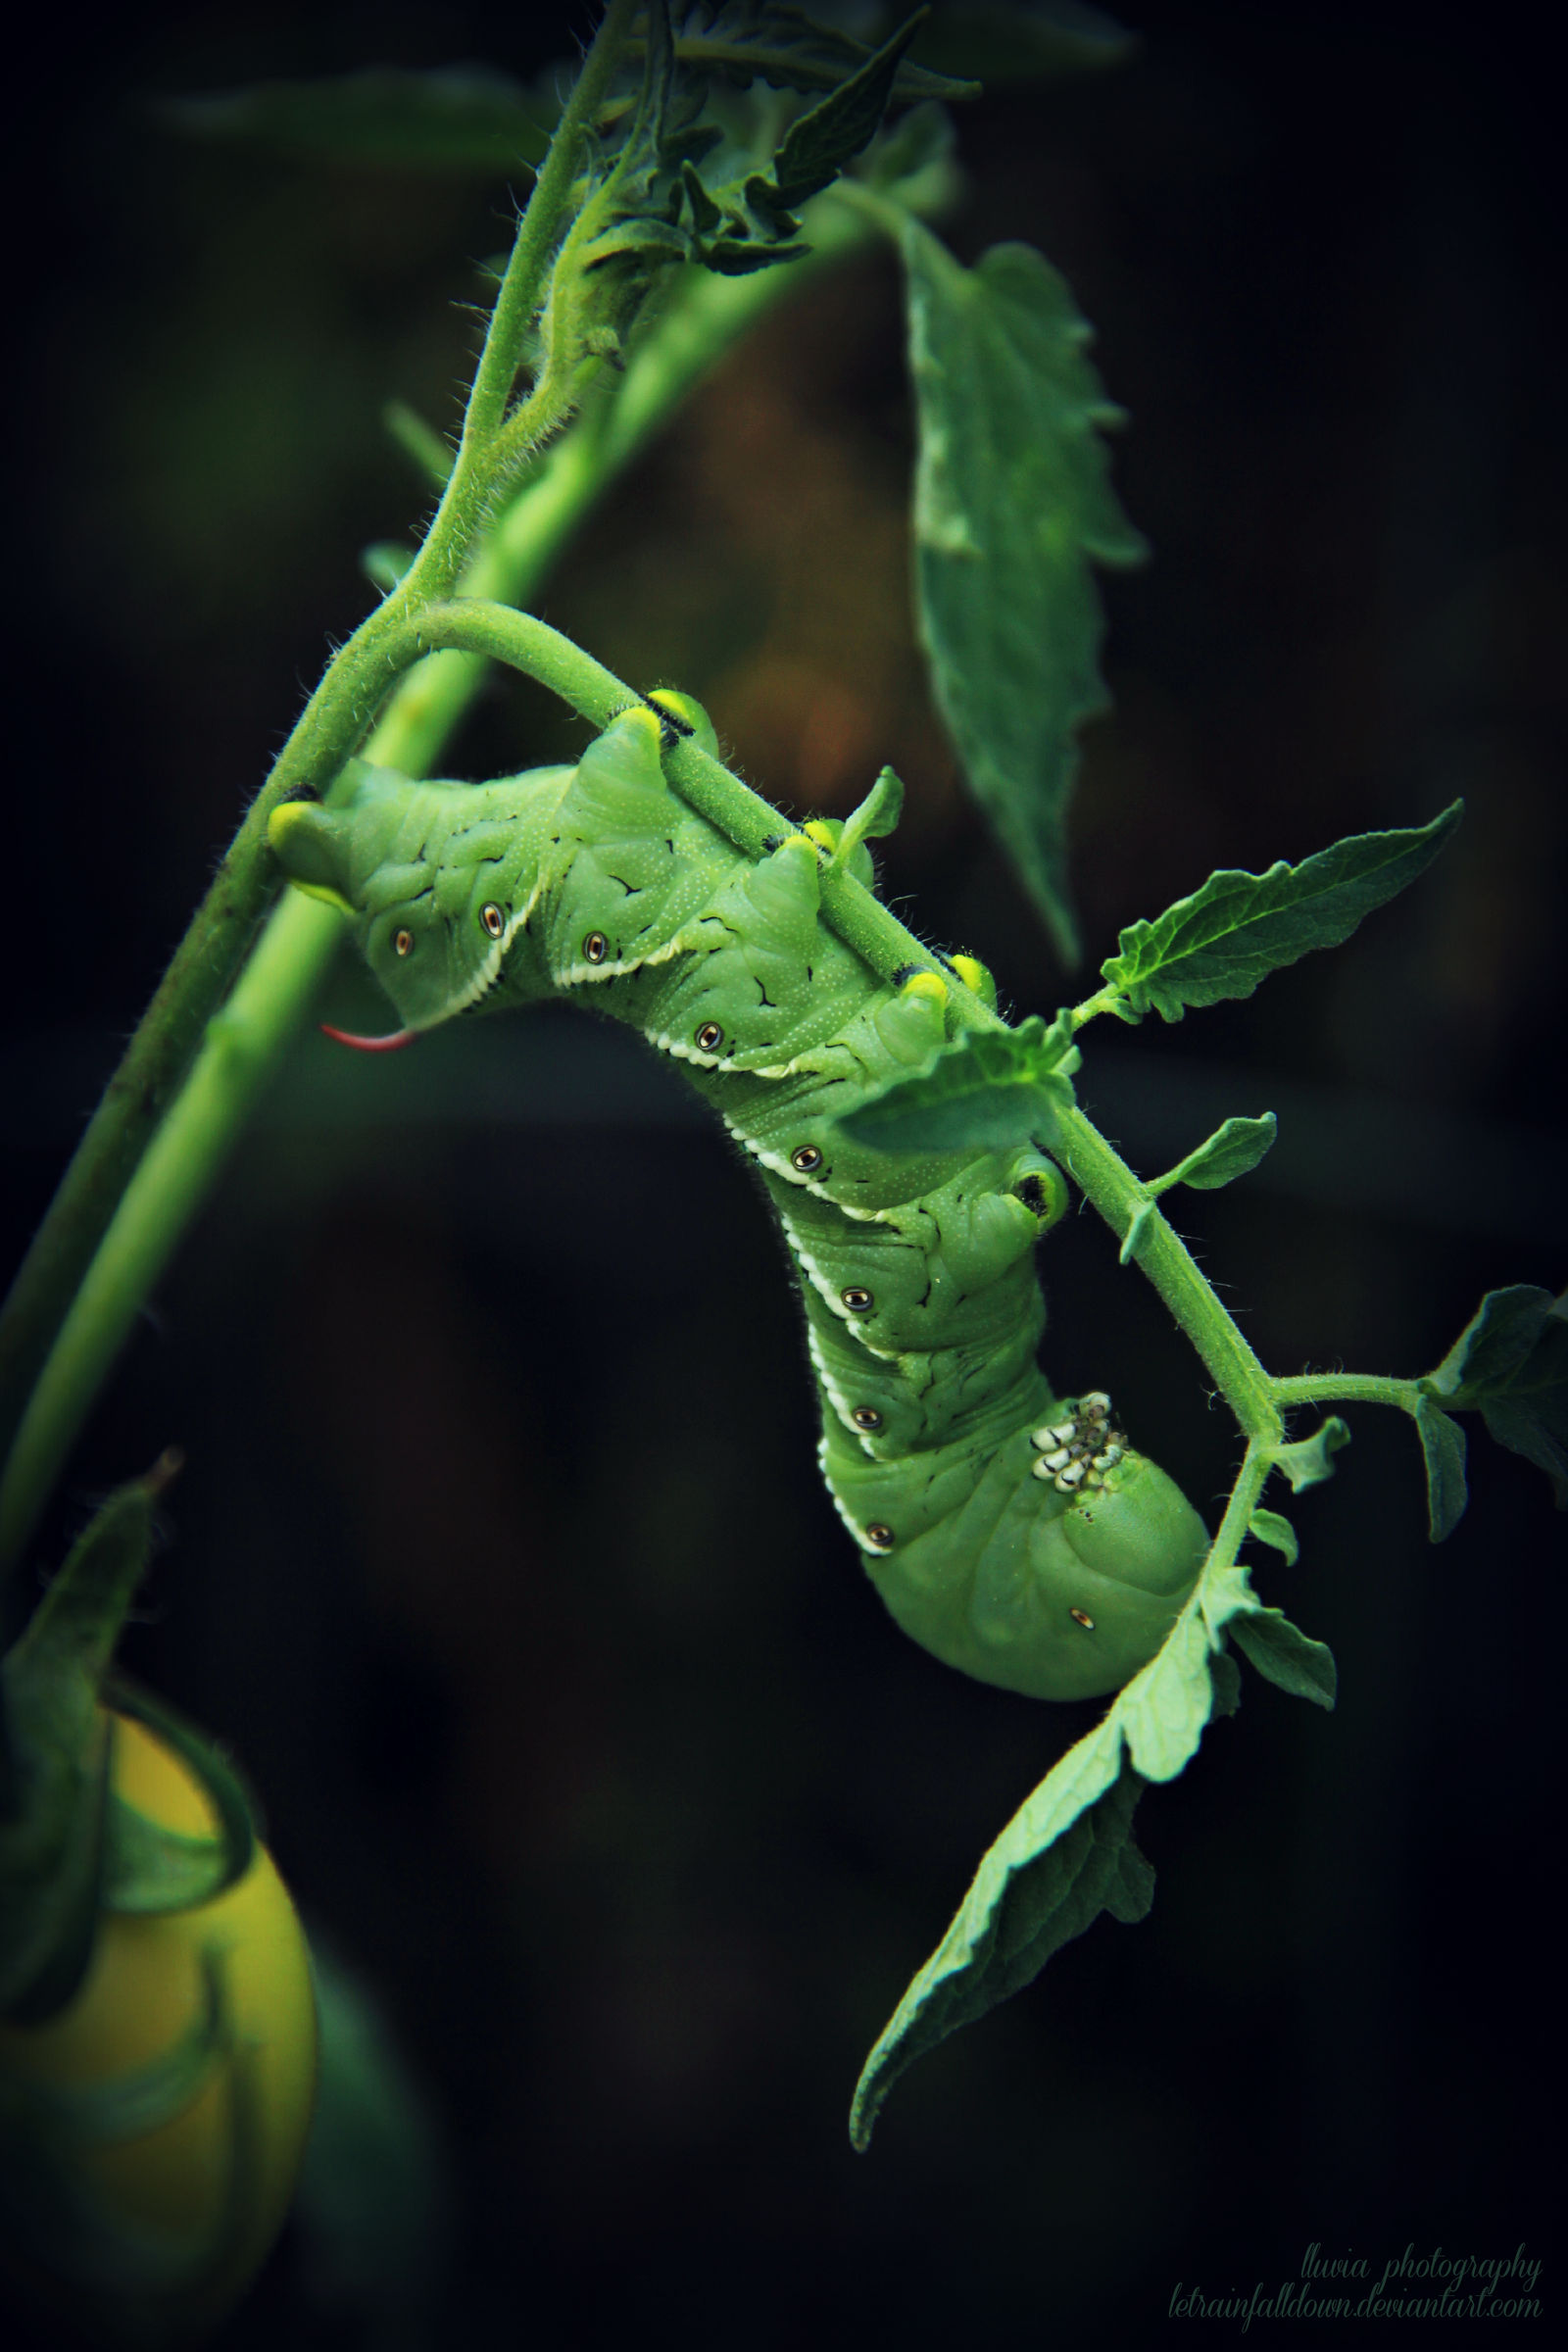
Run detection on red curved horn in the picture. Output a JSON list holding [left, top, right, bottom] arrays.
[[319, 1024, 417, 1053]]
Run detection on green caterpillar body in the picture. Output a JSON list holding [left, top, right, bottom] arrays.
[[271, 704, 1207, 1701]]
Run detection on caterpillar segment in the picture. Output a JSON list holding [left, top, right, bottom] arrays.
[[270, 707, 1207, 1701]]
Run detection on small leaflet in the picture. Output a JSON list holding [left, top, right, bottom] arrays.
[[1118, 1112, 1277, 1265], [1100, 803, 1463, 1023], [833, 766, 906, 867], [1229, 1610, 1337, 1710], [1155, 1111, 1278, 1194], [836, 1013, 1077, 1154], [1267, 1417, 1351, 1494], [1411, 1396, 1469, 1543], [1248, 1506, 1298, 1566]]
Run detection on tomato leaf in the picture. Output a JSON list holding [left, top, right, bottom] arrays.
[[682, 9, 934, 271], [644, 2, 980, 104], [1152, 1111, 1277, 1194], [851, 1542, 1267, 2149], [1422, 1285, 1568, 1507], [1410, 1396, 1469, 1542], [849, 1743, 1150, 2152], [1248, 1506, 1298, 1565], [1268, 1417, 1351, 1493], [836, 1013, 1077, 1153], [1229, 1609, 1337, 1709], [1100, 803, 1463, 1022], [833, 764, 906, 867], [901, 218, 1146, 965]]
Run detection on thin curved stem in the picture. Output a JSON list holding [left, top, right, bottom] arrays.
[[1198, 1440, 1274, 1625], [412, 600, 1006, 1033], [1271, 1372, 1422, 1410], [0, 599, 412, 1459], [1050, 1106, 1284, 1445], [0, 209, 882, 1577], [0, 1, 648, 1473], [0, 899, 346, 1571], [401, 0, 641, 601]]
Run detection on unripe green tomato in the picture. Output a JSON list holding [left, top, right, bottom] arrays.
[[0, 1712, 318, 2342]]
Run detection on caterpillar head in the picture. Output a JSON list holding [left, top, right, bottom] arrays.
[[269, 766, 543, 1037]]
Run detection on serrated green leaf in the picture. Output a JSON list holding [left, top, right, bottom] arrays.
[[1100, 803, 1463, 1022], [162, 65, 558, 172], [1425, 1285, 1568, 1508], [586, 4, 933, 282], [1411, 1396, 1468, 1542], [836, 1013, 1076, 1153], [849, 1735, 1145, 2150], [1423, 1286, 1568, 1505], [1268, 1417, 1351, 1493], [1153, 1111, 1277, 1195], [850, 1538, 1261, 2148], [646, 2, 979, 104], [1229, 1609, 1337, 1709], [743, 9, 928, 230], [1117, 1601, 1216, 1782], [1248, 1506, 1298, 1565], [1481, 1366, 1568, 1506], [1426, 1283, 1553, 1400], [901, 219, 1145, 966]]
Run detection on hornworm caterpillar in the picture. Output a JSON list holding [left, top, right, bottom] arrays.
[[270, 701, 1208, 1701]]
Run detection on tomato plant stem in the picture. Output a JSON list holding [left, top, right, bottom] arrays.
[[1271, 1372, 1422, 1410], [0, 221, 883, 1572]]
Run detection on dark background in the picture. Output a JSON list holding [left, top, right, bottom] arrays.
[[4, 2, 1563, 2344]]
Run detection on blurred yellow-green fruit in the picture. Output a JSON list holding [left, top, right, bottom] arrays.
[[0, 1711, 318, 2342]]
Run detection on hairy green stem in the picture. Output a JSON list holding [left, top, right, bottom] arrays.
[[0, 900, 346, 1572], [0, 222, 880, 1574], [423, 594, 1289, 1484], [0, 9, 639, 1467], [1067, 985, 1130, 1033], [1051, 1106, 1284, 1444], [1271, 1372, 1421, 1411], [0, 601, 413, 1457], [1199, 1441, 1273, 1620], [400, 0, 641, 600]]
